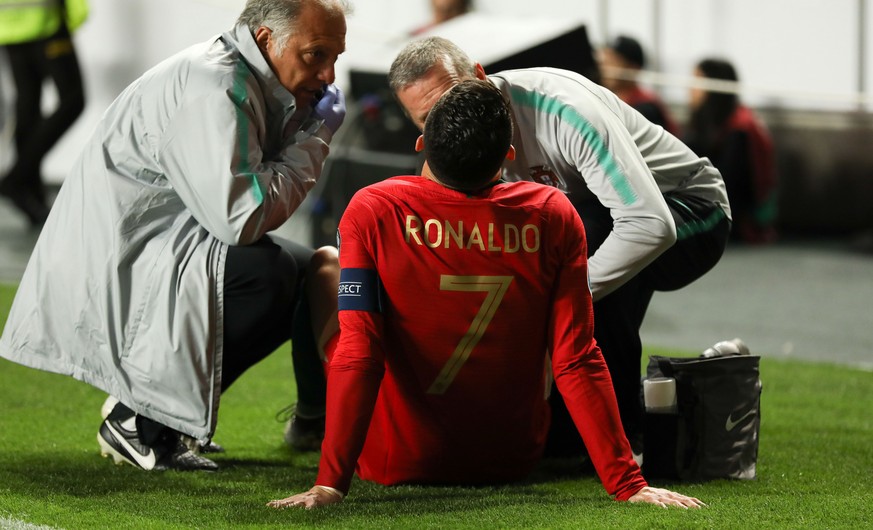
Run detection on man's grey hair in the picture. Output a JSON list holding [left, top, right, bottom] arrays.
[[237, 0, 351, 55], [388, 37, 477, 92]]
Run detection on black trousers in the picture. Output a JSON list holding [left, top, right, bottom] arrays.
[[220, 236, 311, 389], [3, 24, 84, 197], [110, 235, 318, 444], [544, 193, 731, 457]]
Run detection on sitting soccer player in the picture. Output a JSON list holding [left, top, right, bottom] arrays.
[[267, 80, 704, 510]]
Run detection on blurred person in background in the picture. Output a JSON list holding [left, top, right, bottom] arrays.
[[411, 0, 472, 35], [0, 0, 348, 472], [685, 58, 778, 244], [0, 0, 88, 226], [598, 35, 678, 136]]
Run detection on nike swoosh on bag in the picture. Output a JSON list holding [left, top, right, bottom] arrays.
[[725, 409, 756, 431]]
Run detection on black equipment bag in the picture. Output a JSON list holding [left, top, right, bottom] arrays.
[[642, 355, 762, 481]]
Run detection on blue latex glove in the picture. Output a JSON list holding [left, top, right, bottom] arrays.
[[312, 84, 346, 134]]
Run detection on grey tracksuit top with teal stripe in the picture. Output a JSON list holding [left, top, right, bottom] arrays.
[[490, 68, 730, 301], [0, 24, 332, 441]]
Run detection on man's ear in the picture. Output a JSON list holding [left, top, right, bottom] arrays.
[[254, 26, 272, 53], [506, 145, 516, 161], [474, 63, 487, 80], [415, 135, 425, 152]]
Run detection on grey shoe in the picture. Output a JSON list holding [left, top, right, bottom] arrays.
[[153, 440, 219, 472], [279, 405, 325, 452], [181, 434, 225, 455]]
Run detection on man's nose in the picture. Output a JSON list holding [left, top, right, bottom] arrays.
[[318, 63, 336, 85]]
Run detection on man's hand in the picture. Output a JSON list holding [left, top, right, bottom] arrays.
[[312, 84, 346, 134], [628, 486, 706, 509], [267, 485, 343, 510]]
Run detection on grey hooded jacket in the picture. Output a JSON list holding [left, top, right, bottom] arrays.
[[0, 24, 331, 441]]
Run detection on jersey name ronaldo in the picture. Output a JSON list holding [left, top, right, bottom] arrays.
[[317, 176, 645, 501]]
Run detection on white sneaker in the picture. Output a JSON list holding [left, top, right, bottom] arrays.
[[100, 395, 119, 419], [98, 415, 160, 470], [98, 415, 218, 471], [103, 395, 224, 455]]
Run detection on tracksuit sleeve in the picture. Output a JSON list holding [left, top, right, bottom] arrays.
[[157, 88, 329, 246], [553, 93, 676, 301]]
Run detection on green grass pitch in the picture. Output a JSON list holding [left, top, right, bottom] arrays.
[[0, 283, 871, 529]]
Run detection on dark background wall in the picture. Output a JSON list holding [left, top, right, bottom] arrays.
[[765, 109, 873, 236]]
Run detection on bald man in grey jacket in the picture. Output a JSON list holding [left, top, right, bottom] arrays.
[[0, 0, 349, 471]]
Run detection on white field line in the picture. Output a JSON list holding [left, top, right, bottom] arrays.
[[0, 516, 58, 530]]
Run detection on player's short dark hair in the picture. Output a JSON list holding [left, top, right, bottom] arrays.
[[423, 79, 512, 191]]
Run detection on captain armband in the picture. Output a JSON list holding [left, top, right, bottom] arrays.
[[337, 268, 383, 312]]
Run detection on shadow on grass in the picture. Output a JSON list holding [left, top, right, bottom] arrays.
[[2, 450, 605, 527], [2, 450, 319, 492]]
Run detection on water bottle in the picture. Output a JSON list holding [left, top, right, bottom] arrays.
[[701, 338, 750, 358]]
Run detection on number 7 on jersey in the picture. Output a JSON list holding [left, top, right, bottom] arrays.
[[427, 275, 514, 394]]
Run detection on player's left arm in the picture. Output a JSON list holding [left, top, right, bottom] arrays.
[[267, 485, 344, 510], [266, 306, 384, 510], [268, 194, 386, 509]]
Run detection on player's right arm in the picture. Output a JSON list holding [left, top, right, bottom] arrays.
[[546, 193, 704, 508], [544, 193, 647, 500]]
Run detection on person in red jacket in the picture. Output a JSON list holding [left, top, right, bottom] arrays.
[[411, 0, 472, 35], [686, 58, 778, 244], [267, 80, 704, 510], [598, 35, 679, 135]]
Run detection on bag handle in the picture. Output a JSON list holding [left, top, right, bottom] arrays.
[[656, 357, 676, 378]]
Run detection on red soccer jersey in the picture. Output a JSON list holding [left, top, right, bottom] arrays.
[[316, 176, 646, 500]]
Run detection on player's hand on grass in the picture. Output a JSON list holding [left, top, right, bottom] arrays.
[[267, 486, 344, 510], [628, 486, 706, 509]]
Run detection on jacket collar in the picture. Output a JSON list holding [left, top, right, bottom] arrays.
[[223, 23, 297, 116]]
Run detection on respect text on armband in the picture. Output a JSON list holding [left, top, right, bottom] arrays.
[[338, 268, 382, 312], [404, 215, 540, 253]]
